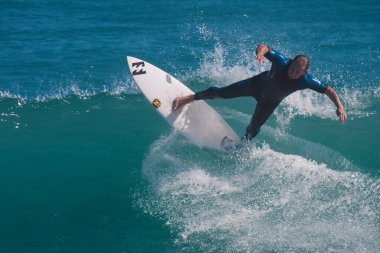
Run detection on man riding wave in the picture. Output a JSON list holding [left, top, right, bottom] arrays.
[[172, 43, 347, 140]]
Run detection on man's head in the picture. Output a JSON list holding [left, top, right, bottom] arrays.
[[288, 55, 310, 79]]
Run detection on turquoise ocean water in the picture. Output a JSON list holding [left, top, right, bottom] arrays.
[[1, 1, 379, 252]]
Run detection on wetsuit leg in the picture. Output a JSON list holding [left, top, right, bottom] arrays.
[[245, 102, 279, 140], [194, 73, 265, 100]]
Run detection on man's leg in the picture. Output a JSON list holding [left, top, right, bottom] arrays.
[[194, 74, 263, 100], [245, 102, 279, 140], [172, 74, 264, 110]]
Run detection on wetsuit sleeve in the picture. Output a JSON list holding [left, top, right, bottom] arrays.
[[264, 48, 288, 66], [301, 74, 328, 94]]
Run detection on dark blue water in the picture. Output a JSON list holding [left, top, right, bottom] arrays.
[[1, 1, 379, 252]]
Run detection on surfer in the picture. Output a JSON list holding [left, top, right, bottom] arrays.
[[172, 43, 347, 140]]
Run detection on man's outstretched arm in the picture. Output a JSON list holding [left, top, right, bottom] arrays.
[[324, 86, 347, 124]]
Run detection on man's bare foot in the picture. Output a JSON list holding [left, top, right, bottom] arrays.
[[172, 95, 195, 110], [172, 97, 181, 110]]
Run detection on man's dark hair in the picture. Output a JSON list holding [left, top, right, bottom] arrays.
[[293, 54, 310, 71]]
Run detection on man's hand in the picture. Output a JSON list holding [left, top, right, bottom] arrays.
[[255, 43, 269, 64], [336, 106, 347, 124], [325, 86, 347, 124], [255, 53, 266, 64]]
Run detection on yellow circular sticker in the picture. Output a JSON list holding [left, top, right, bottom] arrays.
[[152, 98, 161, 108]]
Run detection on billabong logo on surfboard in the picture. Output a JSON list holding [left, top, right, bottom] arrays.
[[131, 61, 146, 75]]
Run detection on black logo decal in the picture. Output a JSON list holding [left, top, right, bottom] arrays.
[[132, 61, 146, 75]]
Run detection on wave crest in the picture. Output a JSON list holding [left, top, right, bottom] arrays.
[[0, 76, 140, 103]]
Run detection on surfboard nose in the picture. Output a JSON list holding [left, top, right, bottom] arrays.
[[127, 56, 142, 64]]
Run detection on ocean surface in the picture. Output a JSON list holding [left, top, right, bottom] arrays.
[[1, 0, 379, 252]]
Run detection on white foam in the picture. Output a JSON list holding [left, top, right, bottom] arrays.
[[196, 43, 262, 85], [220, 106, 358, 171], [139, 133, 380, 252], [275, 85, 380, 130]]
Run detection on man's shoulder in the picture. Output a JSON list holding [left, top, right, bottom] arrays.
[[303, 73, 323, 85], [266, 48, 290, 66], [299, 73, 328, 93]]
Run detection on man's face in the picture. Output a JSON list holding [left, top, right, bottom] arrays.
[[288, 57, 308, 79]]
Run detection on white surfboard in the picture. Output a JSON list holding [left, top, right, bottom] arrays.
[[127, 56, 240, 150]]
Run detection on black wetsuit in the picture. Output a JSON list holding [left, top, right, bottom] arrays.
[[194, 48, 328, 139]]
